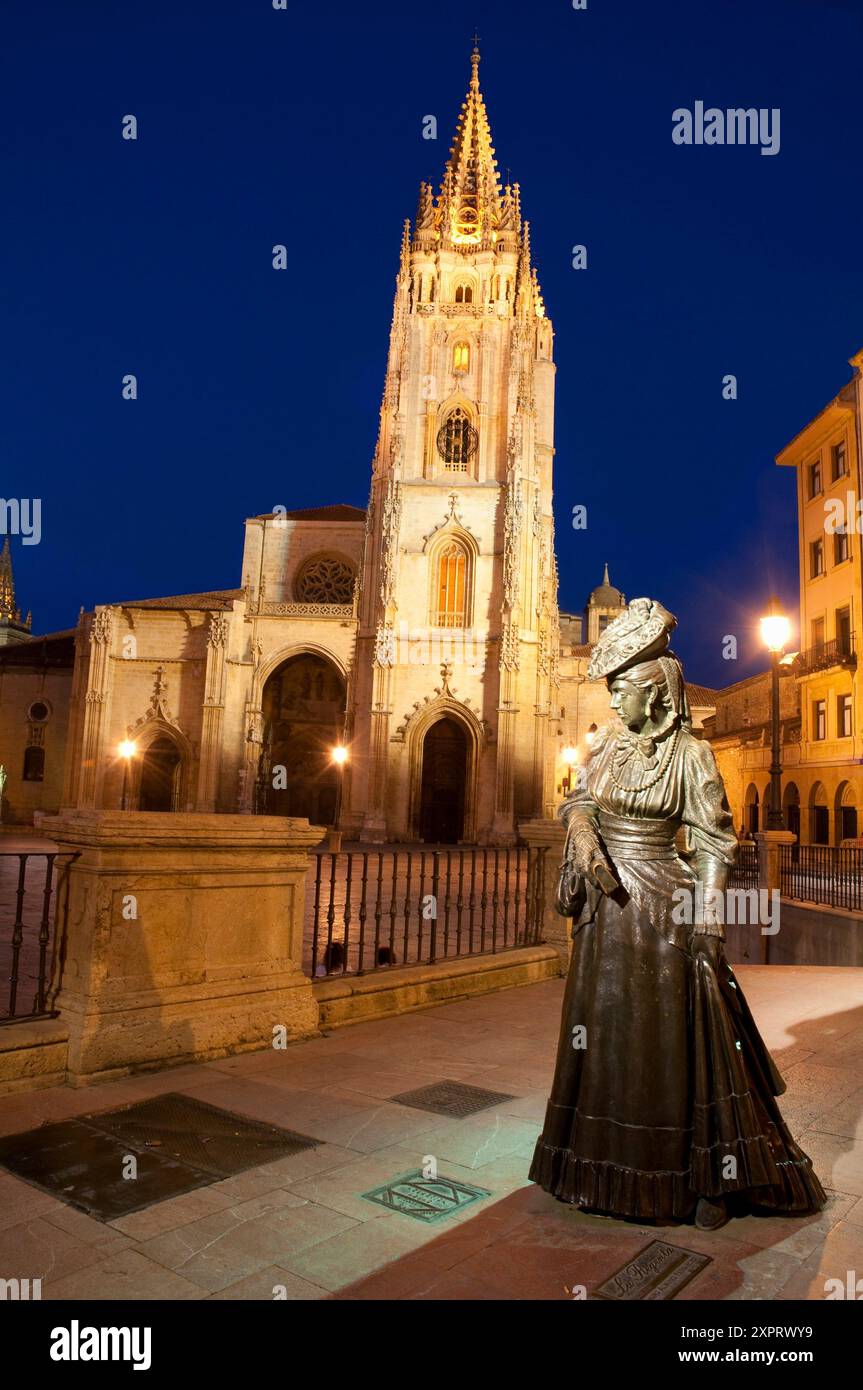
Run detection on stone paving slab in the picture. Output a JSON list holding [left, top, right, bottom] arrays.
[[0, 966, 860, 1301]]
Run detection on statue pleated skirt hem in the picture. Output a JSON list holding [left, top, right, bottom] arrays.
[[529, 902, 826, 1223]]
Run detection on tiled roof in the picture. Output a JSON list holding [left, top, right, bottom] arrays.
[[686, 683, 718, 708], [255, 505, 366, 522], [115, 590, 243, 611], [0, 631, 76, 667]]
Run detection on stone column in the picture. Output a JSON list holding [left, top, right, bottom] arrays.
[[78, 608, 114, 807], [196, 612, 229, 811], [519, 817, 568, 970], [42, 811, 323, 1084], [754, 828, 795, 964]]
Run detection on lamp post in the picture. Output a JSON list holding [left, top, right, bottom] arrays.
[[118, 740, 137, 810], [331, 744, 349, 837], [760, 597, 791, 831], [561, 746, 578, 796]]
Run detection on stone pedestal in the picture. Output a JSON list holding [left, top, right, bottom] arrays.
[[41, 811, 324, 1084], [754, 829, 796, 965], [519, 817, 569, 969]]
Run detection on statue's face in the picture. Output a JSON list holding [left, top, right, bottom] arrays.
[[609, 677, 651, 730]]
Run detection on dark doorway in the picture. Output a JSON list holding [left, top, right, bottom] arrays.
[[840, 805, 858, 841], [138, 736, 182, 811], [812, 804, 829, 844], [259, 654, 345, 822], [419, 718, 467, 843]]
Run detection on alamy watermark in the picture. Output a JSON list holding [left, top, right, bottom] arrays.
[[672, 884, 780, 935], [672, 102, 780, 157], [1, 499, 41, 545]]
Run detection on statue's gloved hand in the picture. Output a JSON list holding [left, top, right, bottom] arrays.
[[568, 824, 616, 894]]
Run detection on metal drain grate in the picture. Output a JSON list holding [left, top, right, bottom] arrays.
[[0, 1093, 318, 1221], [84, 1092, 316, 1177], [362, 1170, 491, 1223], [592, 1241, 711, 1301], [391, 1080, 515, 1118]]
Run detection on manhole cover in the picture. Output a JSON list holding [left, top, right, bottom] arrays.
[[362, 1170, 491, 1222], [391, 1080, 515, 1118], [593, 1241, 712, 1301], [0, 1093, 318, 1221]]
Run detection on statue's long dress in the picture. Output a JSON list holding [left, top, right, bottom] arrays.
[[529, 726, 826, 1221]]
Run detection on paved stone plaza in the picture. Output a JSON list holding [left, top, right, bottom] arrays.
[[0, 966, 861, 1301]]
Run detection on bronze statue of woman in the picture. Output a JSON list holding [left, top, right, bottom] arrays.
[[530, 597, 825, 1229]]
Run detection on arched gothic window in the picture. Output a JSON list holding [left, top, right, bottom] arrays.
[[436, 407, 478, 472], [432, 540, 469, 628], [454, 283, 473, 304], [452, 341, 470, 373]]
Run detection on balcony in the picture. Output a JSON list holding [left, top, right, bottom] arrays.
[[795, 634, 857, 675]]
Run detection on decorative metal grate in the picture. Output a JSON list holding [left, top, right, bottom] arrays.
[[362, 1170, 491, 1223], [391, 1080, 515, 1118]]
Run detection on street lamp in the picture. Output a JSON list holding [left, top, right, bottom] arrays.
[[561, 746, 578, 795], [760, 597, 791, 831], [331, 744, 349, 831], [118, 739, 137, 811]]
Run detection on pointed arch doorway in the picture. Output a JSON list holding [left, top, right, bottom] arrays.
[[419, 717, 467, 843]]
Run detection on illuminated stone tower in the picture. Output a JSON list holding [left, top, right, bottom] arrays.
[[346, 45, 559, 843]]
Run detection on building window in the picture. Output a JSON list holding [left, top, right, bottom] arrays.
[[813, 700, 826, 741], [809, 539, 825, 578], [831, 441, 847, 482], [836, 606, 852, 657], [294, 555, 356, 604], [452, 341, 470, 373], [834, 529, 850, 565], [454, 283, 473, 304], [808, 459, 822, 498], [432, 540, 469, 627], [811, 617, 825, 655], [838, 694, 853, 738], [436, 407, 478, 471], [22, 745, 45, 782], [27, 700, 50, 723]]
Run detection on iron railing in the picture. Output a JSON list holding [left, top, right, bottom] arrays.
[[795, 634, 857, 675], [0, 852, 58, 1024], [728, 841, 759, 892], [306, 845, 547, 978], [779, 843, 863, 912]]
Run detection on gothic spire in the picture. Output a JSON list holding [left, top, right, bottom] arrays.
[[441, 42, 502, 244], [0, 537, 16, 621]]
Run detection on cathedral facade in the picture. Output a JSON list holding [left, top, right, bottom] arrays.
[[2, 51, 677, 839]]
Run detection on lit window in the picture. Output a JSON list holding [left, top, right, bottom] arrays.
[[813, 700, 826, 741], [838, 694, 852, 738], [832, 441, 847, 482], [453, 341, 470, 372], [433, 540, 468, 628], [810, 539, 824, 578]]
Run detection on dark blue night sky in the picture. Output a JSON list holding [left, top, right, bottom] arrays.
[[4, 0, 862, 687]]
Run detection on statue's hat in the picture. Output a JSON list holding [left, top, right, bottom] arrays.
[[587, 597, 677, 681]]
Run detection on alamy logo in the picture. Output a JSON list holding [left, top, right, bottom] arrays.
[[0, 1277, 41, 1299], [50, 1322, 152, 1371], [672, 102, 780, 157]]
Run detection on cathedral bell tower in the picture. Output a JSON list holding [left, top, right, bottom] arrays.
[[347, 44, 559, 843]]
